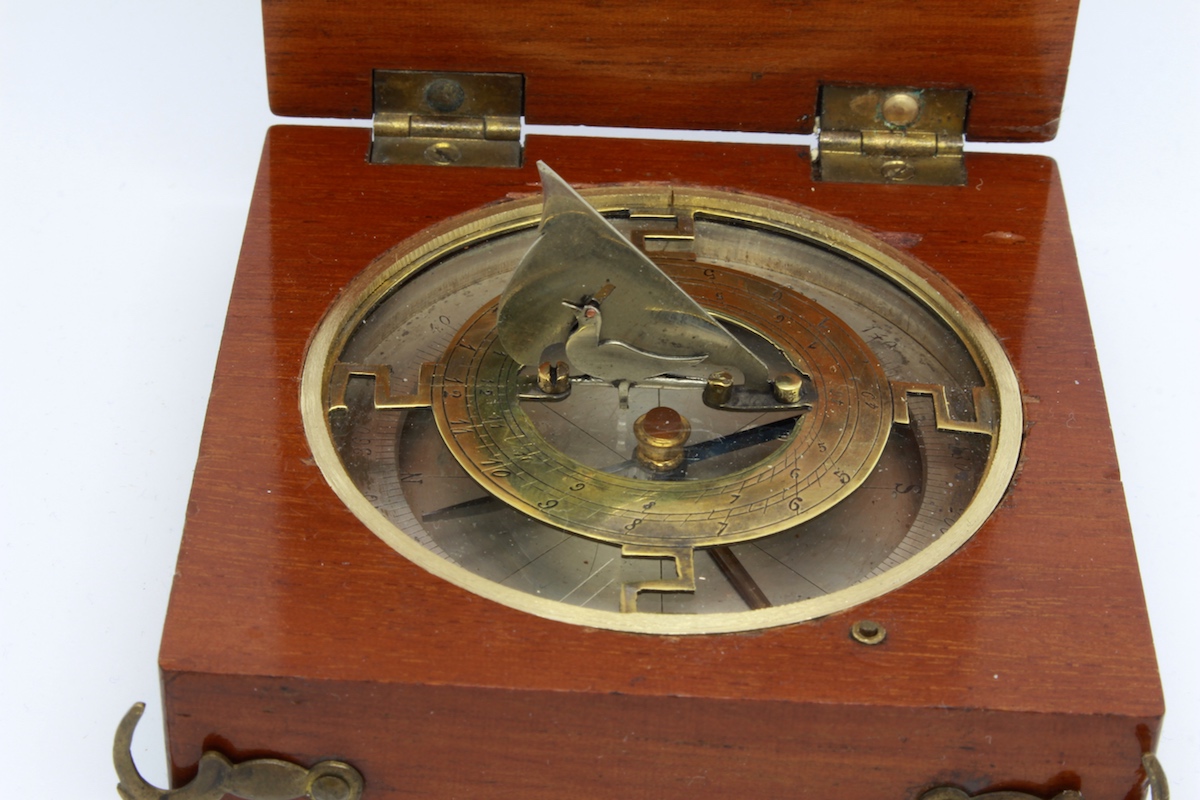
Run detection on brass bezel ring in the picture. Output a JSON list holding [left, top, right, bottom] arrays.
[[300, 185, 1023, 635]]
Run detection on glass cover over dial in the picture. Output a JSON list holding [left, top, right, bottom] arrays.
[[301, 164, 1021, 634]]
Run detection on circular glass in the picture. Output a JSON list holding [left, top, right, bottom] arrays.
[[301, 181, 1021, 634]]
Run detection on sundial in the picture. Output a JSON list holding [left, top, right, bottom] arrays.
[[120, 2, 1166, 797], [301, 163, 1019, 631]]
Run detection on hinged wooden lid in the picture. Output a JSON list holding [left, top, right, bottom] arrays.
[[263, 0, 1079, 143]]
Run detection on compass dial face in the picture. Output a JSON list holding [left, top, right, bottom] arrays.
[[301, 178, 1022, 634], [433, 264, 892, 550]]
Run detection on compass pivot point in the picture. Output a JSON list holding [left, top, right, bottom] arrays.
[[634, 406, 692, 472]]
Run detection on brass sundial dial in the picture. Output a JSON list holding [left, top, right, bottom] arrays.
[[301, 163, 1021, 634]]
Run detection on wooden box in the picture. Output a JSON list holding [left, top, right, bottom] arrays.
[[157, 2, 1163, 798]]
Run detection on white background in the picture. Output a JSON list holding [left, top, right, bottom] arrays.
[[1, 2, 1196, 797]]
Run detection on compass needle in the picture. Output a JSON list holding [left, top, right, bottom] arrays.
[[303, 167, 1021, 632], [709, 546, 773, 610]]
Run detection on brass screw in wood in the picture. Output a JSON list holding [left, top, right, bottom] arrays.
[[851, 619, 887, 645], [881, 160, 916, 183], [881, 92, 920, 126], [425, 141, 462, 165], [424, 78, 466, 113]]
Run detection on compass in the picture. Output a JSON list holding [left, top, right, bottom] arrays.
[[301, 163, 1021, 633], [143, 4, 1165, 794]]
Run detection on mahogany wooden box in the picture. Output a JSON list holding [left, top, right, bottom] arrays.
[[158, 2, 1163, 798]]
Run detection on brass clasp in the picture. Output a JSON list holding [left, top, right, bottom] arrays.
[[114, 703, 364, 800]]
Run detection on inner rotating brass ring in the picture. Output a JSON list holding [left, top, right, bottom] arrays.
[[431, 263, 892, 549]]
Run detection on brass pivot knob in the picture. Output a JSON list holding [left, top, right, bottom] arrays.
[[634, 406, 691, 473], [772, 372, 803, 404], [703, 370, 735, 406]]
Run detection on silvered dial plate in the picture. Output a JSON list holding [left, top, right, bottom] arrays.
[[301, 184, 1021, 634]]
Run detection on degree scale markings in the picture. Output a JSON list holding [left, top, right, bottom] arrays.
[[304, 183, 1022, 630], [432, 264, 893, 550], [326, 284, 995, 611], [329, 363, 994, 601]]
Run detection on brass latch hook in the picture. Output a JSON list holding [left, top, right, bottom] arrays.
[[1144, 753, 1170, 800], [919, 759, 1170, 800], [114, 703, 364, 800]]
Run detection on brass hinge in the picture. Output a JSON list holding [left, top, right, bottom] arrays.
[[814, 86, 969, 186], [370, 70, 524, 167]]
